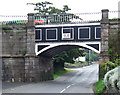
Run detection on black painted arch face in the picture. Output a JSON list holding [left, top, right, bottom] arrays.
[[36, 43, 100, 57]]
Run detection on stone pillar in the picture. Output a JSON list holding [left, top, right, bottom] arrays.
[[26, 13, 35, 56], [25, 13, 40, 82], [99, 9, 110, 63], [25, 13, 54, 82]]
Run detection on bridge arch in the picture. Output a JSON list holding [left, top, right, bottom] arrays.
[[22, 9, 109, 82], [35, 42, 101, 57]]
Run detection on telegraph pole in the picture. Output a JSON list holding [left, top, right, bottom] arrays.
[[89, 50, 91, 65]]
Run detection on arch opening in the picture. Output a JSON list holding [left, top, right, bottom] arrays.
[[35, 42, 101, 57]]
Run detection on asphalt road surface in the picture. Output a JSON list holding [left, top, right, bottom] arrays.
[[3, 64, 99, 93]]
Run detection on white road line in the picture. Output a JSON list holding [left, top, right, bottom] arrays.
[[60, 84, 74, 93], [60, 88, 66, 93], [66, 85, 71, 89]]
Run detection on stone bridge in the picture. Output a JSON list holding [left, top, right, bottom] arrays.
[[2, 9, 110, 82]]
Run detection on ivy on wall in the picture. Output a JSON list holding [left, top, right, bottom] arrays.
[[108, 30, 119, 62]]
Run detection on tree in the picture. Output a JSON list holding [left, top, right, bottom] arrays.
[[63, 5, 71, 13], [27, 1, 53, 15], [65, 48, 84, 63], [27, 2, 71, 15], [53, 48, 84, 72], [53, 51, 68, 73], [85, 51, 99, 62], [27, 1, 81, 23]]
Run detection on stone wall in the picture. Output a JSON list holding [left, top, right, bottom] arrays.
[[2, 24, 54, 82], [109, 22, 119, 61], [2, 56, 53, 82], [2, 25, 27, 56], [2, 25, 27, 82], [2, 57, 25, 82], [24, 56, 53, 82]]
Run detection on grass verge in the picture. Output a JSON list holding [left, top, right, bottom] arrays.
[[65, 62, 88, 67], [54, 68, 73, 79], [94, 78, 106, 94]]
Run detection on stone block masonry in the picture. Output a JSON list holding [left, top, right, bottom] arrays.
[[2, 57, 25, 82], [2, 56, 53, 82], [2, 26, 27, 56], [25, 56, 53, 82], [24, 13, 53, 82], [2, 21, 54, 82], [2, 25, 27, 82], [99, 9, 109, 63]]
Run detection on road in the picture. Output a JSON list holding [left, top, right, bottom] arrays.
[[3, 64, 99, 93]]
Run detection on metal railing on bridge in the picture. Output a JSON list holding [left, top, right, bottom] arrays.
[[34, 10, 119, 25], [0, 10, 119, 25], [35, 13, 101, 24]]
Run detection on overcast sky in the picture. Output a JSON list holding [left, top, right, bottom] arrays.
[[0, 0, 120, 21]]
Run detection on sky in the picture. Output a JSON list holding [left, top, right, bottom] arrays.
[[0, 0, 120, 21]]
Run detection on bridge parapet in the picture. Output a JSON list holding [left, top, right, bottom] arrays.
[[35, 23, 101, 42], [34, 12, 102, 25]]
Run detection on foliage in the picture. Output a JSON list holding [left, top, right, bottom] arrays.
[[54, 68, 73, 79], [99, 60, 119, 78], [27, 1, 81, 23], [99, 61, 117, 78], [53, 51, 68, 73], [53, 51, 68, 63], [34, 1, 53, 14], [3, 30, 14, 33], [27, 1, 71, 15], [115, 59, 120, 66], [108, 30, 119, 62], [53, 48, 84, 73], [99, 63, 107, 78], [65, 61, 88, 68], [21, 49, 27, 56], [95, 78, 105, 94], [65, 48, 85, 63], [2, 27, 13, 30], [65, 62, 81, 66], [53, 48, 84, 64], [107, 61, 116, 69], [27, 1, 52, 14], [85, 51, 99, 62]]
